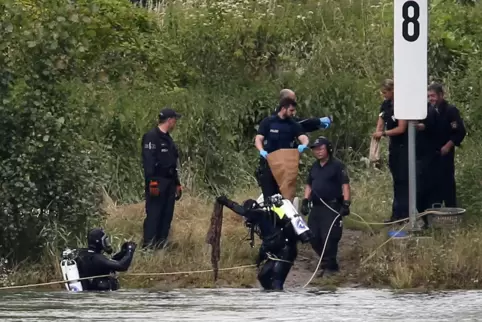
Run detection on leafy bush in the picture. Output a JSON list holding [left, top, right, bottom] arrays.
[[1, 0, 481, 263]]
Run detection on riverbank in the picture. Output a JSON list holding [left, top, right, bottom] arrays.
[[3, 168, 481, 292]]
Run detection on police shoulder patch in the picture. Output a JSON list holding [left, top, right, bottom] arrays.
[[144, 142, 156, 150]]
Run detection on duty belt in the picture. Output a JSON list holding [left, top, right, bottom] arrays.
[[312, 198, 341, 207]]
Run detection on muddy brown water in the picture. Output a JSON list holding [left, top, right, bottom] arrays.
[[0, 287, 481, 321]]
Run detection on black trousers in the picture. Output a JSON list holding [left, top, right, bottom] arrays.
[[416, 153, 439, 226], [257, 242, 297, 291], [434, 151, 457, 207], [388, 144, 409, 220], [307, 204, 342, 271], [143, 178, 177, 249], [256, 158, 280, 201]]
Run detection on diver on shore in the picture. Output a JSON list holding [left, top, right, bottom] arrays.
[[215, 194, 311, 291], [73, 228, 137, 291]]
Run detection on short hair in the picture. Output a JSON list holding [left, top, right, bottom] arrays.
[[278, 97, 297, 110], [428, 83, 444, 95], [381, 79, 394, 91], [279, 89, 295, 100]]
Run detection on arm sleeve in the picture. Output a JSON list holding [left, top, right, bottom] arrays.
[[293, 121, 305, 138], [174, 159, 181, 186], [298, 118, 322, 133], [305, 165, 313, 185], [257, 118, 270, 136], [449, 107, 467, 146], [111, 250, 126, 261], [141, 132, 158, 181], [338, 163, 350, 184], [379, 102, 385, 117], [94, 251, 134, 272]]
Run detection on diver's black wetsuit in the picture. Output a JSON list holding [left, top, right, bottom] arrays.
[[216, 196, 306, 291], [75, 228, 136, 291]]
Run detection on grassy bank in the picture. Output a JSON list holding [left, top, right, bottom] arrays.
[[5, 150, 482, 291], [1, 0, 482, 291]]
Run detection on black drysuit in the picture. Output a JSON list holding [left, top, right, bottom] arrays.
[[75, 247, 134, 291], [216, 196, 305, 291]]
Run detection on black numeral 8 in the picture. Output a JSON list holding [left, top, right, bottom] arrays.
[[402, 1, 420, 42]]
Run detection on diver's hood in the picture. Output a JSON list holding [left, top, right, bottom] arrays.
[[87, 228, 113, 254]]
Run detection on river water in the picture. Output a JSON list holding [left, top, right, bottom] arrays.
[[0, 287, 481, 321]]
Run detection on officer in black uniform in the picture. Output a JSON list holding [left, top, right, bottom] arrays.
[[255, 97, 310, 201], [301, 136, 351, 276], [75, 228, 136, 291], [413, 104, 440, 228], [141, 107, 183, 250], [427, 83, 466, 207], [372, 79, 409, 223]]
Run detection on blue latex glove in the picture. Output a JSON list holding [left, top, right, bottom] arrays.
[[260, 150, 268, 159], [298, 144, 308, 153], [319, 117, 331, 129]]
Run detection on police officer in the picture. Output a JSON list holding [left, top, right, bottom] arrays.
[[75, 228, 136, 291], [372, 79, 409, 223], [277, 89, 332, 133], [301, 136, 351, 276], [414, 104, 439, 228], [255, 97, 310, 200], [141, 107, 183, 250], [427, 83, 466, 207]]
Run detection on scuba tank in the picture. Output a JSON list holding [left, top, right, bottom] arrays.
[[60, 248, 83, 292], [267, 194, 312, 244]]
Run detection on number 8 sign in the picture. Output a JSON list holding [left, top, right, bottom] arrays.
[[394, 0, 427, 120]]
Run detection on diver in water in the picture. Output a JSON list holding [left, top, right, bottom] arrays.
[[216, 194, 311, 291], [74, 228, 136, 291]]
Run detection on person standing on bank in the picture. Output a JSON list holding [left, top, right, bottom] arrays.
[[372, 79, 409, 224], [141, 107, 183, 250], [255, 97, 310, 201], [301, 136, 351, 276], [427, 83, 466, 207]]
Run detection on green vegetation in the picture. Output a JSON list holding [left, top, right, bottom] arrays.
[[0, 0, 481, 290]]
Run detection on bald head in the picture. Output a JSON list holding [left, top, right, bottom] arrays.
[[279, 89, 296, 101]]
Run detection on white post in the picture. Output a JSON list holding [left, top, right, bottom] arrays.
[[394, 0, 428, 231]]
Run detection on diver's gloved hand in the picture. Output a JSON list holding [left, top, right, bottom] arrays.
[[216, 195, 229, 205], [259, 150, 268, 159], [340, 200, 351, 217], [121, 241, 130, 252], [301, 198, 310, 216], [319, 117, 331, 129], [297, 144, 308, 153], [126, 241, 137, 252]]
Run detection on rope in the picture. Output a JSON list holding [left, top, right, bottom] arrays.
[[0, 264, 256, 291], [301, 196, 441, 288]]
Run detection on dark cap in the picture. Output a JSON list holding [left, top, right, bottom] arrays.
[[278, 97, 297, 110], [310, 136, 332, 149], [159, 107, 182, 121]]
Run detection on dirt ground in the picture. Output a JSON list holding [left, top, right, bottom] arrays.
[[284, 229, 364, 289]]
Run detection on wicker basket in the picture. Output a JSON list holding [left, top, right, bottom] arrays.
[[425, 204, 466, 229]]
